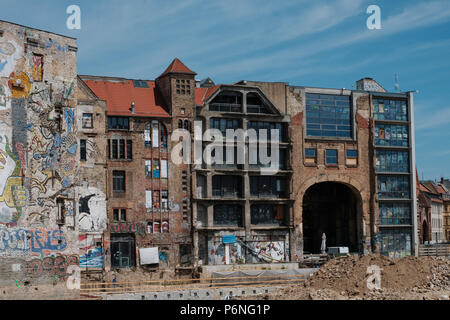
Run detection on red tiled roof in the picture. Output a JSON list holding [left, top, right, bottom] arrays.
[[159, 58, 196, 77], [82, 78, 170, 118], [194, 85, 220, 106]]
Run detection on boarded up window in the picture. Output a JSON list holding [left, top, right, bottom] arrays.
[[161, 160, 167, 178]]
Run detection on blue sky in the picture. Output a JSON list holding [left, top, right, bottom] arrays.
[[1, 0, 449, 180]]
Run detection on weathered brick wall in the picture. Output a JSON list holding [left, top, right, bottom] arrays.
[[0, 21, 79, 299]]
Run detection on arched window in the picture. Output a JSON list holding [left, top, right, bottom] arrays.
[[184, 120, 190, 132], [178, 119, 183, 129], [145, 120, 168, 149]]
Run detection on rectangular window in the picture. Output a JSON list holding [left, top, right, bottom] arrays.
[[346, 149, 358, 166], [326, 149, 338, 165], [112, 140, 118, 159], [373, 99, 408, 121], [153, 191, 160, 209], [161, 191, 168, 209], [120, 209, 126, 222], [305, 93, 352, 138], [212, 175, 242, 198], [80, 139, 87, 161], [376, 150, 409, 173], [251, 204, 285, 226], [108, 116, 129, 130], [379, 228, 411, 258], [145, 190, 152, 208], [119, 139, 125, 159], [379, 203, 412, 225], [152, 120, 159, 148], [375, 124, 409, 147], [144, 124, 151, 147], [126, 140, 132, 160], [247, 121, 286, 142], [377, 175, 410, 199], [82, 113, 93, 129], [113, 209, 119, 221], [145, 160, 152, 178], [161, 160, 167, 178], [112, 171, 126, 193], [210, 118, 241, 136], [305, 148, 316, 164], [250, 176, 288, 198], [107, 140, 111, 159], [213, 205, 242, 226], [152, 160, 160, 178]]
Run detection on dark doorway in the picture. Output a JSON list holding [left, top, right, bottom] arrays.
[[111, 233, 136, 268], [422, 221, 429, 244], [303, 182, 360, 253]]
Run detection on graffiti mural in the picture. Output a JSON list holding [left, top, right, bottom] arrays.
[[77, 186, 107, 232], [79, 234, 103, 269], [110, 222, 146, 237], [0, 227, 67, 256]]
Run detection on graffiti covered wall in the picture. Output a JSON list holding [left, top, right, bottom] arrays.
[[0, 21, 79, 298]]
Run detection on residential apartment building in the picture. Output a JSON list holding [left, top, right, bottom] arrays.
[[420, 181, 445, 243]]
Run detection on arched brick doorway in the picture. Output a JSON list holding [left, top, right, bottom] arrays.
[[302, 182, 362, 254]]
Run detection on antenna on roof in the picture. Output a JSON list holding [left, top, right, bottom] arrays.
[[394, 74, 400, 92]]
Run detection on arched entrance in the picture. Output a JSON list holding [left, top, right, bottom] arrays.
[[302, 182, 361, 253]]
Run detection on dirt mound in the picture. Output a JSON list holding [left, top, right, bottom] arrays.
[[307, 254, 438, 294], [267, 254, 450, 300]]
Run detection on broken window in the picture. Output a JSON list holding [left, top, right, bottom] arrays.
[[82, 113, 93, 128], [375, 124, 408, 147], [112, 171, 126, 193], [250, 176, 288, 198], [305, 93, 352, 138], [250, 204, 286, 226], [212, 175, 242, 198], [376, 150, 409, 173], [377, 175, 410, 199], [304, 148, 316, 164], [80, 139, 87, 162], [213, 204, 242, 226], [32, 53, 43, 82], [373, 98, 408, 121]]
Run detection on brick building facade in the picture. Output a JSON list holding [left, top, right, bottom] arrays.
[[0, 20, 420, 297]]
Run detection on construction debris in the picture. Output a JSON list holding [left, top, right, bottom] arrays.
[[241, 254, 450, 300]]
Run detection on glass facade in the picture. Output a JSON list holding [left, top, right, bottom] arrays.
[[375, 124, 408, 146], [379, 203, 411, 225], [372, 99, 408, 121], [305, 93, 352, 138], [377, 175, 410, 199], [376, 150, 409, 173], [379, 228, 411, 258]]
